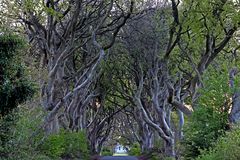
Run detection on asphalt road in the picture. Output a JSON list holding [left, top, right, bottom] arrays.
[[100, 156, 138, 160]]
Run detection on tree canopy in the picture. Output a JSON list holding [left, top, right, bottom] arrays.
[[1, 0, 240, 159]]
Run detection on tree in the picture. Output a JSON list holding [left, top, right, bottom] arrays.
[[1, 0, 240, 158], [0, 33, 35, 116], [2, 0, 134, 134], [110, 0, 239, 157]]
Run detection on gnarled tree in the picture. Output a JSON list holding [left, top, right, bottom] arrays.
[[2, 0, 134, 134]]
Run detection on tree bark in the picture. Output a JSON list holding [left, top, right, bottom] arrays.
[[229, 68, 240, 123], [164, 138, 175, 157]]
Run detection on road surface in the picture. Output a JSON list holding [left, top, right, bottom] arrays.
[[101, 156, 138, 160]]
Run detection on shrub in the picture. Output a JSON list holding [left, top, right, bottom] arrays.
[[182, 69, 230, 159], [129, 143, 141, 156], [0, 110, 18, 158], [41, 130, 90, 159], [101, 146, 113, 156], [0, 32, 37, 160], [138, 147, 169, 160], [138, 151, 173, 160], [0, 33, 35, 116], [0, 106, 51, 160], [182, 106, 228, 159], [196, 126, 240, 160]]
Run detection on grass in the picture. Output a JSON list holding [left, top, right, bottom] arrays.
[[113, 153, 129, 156]]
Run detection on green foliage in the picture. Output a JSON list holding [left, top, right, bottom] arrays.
[[197, 126, 240, 160], [153, 138, 163, 149], [141, 149, 173, 160], [0, 33, 35, 116], [101, 146, 113, 156], [0, 106, 51, 160], [0, 33, 37, 159], [0, 109, 18, 158], [177, 0, 239, 75], [149, 152, 160, 160], [182, 69, 230, 159], [118, 137, 130, 146], [41, 133, 65, 158], [41, 130, 90, 159], [129, 143, 141, 156], [1, 103, 90, 160]]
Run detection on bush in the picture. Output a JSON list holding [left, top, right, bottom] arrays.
[[138, 151, 173, 160], [197, 126, 240, 160], [182, 69, 230, 159], [129, 143, 141, 156], [41, 130, 90, 159], [0, 106, 51, 160], [0, 33, 35, 116], [1, 103, 90, 160], [182, 106, 228, 159], [101, 146, 113, 156], [0, 110, 18, 158], [138, 147, 171, 160]]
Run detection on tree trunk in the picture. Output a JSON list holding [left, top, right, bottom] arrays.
[[164, 138, 175, 158], [45, 115, 60, 134], [141, 126, 153, 152], [229, 68, 240, 123], [230, 90, 240, 123], [89, 133, 98, 155], [177, 109, 184, 140]]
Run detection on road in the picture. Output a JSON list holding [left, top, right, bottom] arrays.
[[101, 156, 138, 160]]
